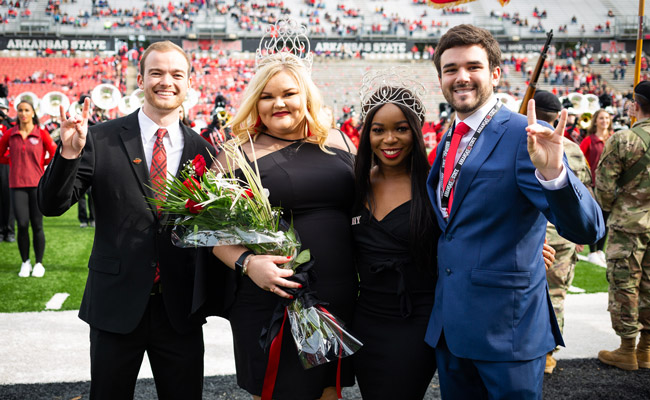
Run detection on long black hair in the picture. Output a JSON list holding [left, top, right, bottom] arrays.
[[354, 88, 438, 272]]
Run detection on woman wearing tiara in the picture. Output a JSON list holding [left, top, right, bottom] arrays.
[[210, 20, 358, 400], [351, 73, 439, 399]]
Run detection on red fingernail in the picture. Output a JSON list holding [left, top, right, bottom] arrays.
[[289, 295, 294, 299], [287, 256, 291, 259], [298, 284, 303, 288]]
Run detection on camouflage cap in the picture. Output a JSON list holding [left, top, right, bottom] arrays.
[[534, 90, 562, 112], [634, 80, 650, 103]]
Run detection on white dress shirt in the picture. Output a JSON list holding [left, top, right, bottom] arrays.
[[138, 108, 185, 180], [436, 96, 567, 212]]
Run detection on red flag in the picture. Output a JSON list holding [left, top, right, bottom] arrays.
[[426, 0, 509, 8]]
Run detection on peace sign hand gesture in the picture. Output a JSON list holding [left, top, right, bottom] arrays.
[[59, 97, 90, 160], [525, 99, 567, 180]]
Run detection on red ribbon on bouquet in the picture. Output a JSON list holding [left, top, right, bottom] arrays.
[[260, 306, 344, 400], [261, 307, 288, 400]]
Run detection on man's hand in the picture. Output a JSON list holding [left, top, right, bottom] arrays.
[[59, 97, 90, 159], [526, 99, 567, 180]]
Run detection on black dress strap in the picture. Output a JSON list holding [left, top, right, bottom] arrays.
[[238, 143, 252, 164], [338, 129, 352, 153]]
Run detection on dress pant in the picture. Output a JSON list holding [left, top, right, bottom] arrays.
[[0, 164, 14, 237], [435, 333, 545, 400], [89, 293, 204, 400], [78, 187, 95, 223]]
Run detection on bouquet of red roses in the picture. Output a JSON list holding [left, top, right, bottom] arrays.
[[151, 141, 362, 384]]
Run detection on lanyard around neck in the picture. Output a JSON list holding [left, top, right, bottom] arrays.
[[439, 103, 501, 218]]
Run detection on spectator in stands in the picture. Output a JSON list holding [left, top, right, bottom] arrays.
[[341, 112, 360, 147], [0, 100, 57, 277]]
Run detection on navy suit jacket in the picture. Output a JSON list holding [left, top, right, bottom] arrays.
[[425, 105, 604, 362]]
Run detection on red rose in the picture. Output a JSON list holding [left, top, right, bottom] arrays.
[[241, 189, 254, 199], [192, 154, 207, 177], [183, 176, 201, 193], [185, 199, 203, 214]]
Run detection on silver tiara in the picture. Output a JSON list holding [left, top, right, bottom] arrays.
[[359, 67, 426, 123], [255, 19, 313, 73]]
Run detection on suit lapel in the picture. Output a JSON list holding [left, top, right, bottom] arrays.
[[428, 131, 449, 230], [119, 111, 157, 217], [176, 124, 197, 178], [447, 107, 510, 223]]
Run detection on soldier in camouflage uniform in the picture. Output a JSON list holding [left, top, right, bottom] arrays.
[[596, 81, 650, 371], [534, 90, 594, 373]]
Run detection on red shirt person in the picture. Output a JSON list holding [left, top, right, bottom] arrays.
[[0, 100, 56, 278]]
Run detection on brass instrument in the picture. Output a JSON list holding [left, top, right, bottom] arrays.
[[117, 94, 139, 115], [40, 91, 70, 117], [91, 84, 121, 110], [495, 93, 520, 112], [14, 92, 40, 114]]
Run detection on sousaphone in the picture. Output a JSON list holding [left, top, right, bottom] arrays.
[[14, 92, 40, 111], [40, 91, 71, 117], [91, 84, 122, 110]]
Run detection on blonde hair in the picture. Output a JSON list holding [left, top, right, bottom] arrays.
[[229, 53, 329, 151]]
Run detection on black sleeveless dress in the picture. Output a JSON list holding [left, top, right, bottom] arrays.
[[351, 202, 438, 399], [228, 140, 358, 399]]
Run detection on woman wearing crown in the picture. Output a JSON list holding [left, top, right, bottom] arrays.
[[350, 70, 439, 399], [210, 20, 358, 400]]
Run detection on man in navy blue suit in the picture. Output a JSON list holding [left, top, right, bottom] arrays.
[[425, 24, 605, 399]]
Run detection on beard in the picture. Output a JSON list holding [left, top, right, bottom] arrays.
[[144, 87, 185, 111], [444, 82, 494, 116]]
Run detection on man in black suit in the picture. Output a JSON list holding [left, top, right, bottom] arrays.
[[38, 41, 216, 399]]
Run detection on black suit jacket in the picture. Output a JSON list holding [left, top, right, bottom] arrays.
[[38, 110, 216, 335]]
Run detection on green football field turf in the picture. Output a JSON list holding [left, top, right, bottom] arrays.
[[0, 206, 92, 313], [0, 206, 609, 313]]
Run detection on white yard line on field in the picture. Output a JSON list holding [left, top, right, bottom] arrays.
[[568, 285, 586, 293], [45, 293, 70, 310]]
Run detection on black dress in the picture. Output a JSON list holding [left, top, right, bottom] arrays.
[[351, 202, 438, 399], [228, 140, 358, 399]]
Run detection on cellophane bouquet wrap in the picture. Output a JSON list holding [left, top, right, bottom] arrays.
[[151, 140, 362, 370]]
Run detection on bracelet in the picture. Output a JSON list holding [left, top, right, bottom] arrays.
[[235, 250, 254, 276], [242, 254, 253, 276]]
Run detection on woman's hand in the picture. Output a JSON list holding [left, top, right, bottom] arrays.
[[245, 255, 301, 299], [543, 239, 556, 270]]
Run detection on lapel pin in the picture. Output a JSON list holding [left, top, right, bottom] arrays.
[[133, 158, 142, 165]]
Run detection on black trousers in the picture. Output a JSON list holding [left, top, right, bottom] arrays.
[[0, 164, 14, 237], [78, 187, 95, 223], [11, 187, 44, 263], [89, 294, 204, 400]]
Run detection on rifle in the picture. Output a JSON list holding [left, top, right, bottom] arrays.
[[518, 30, 554, 115]]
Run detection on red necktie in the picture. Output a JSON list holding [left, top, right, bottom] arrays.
[[150, 128, 167, 284], [150, 128, 168, 213], [442, 122, 470, 213]]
